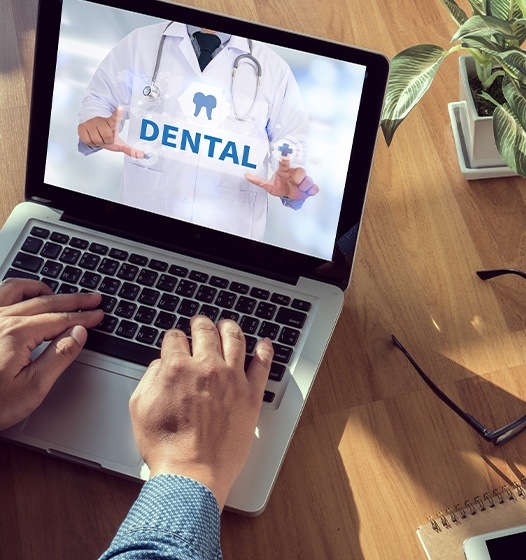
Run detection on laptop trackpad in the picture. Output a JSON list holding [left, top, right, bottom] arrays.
[[22, 362, 142, 468]]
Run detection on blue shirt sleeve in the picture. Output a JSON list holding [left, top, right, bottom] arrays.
[[98, 475, 223, 560]]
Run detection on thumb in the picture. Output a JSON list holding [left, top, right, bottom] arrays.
[[26, 325, 88, 393]]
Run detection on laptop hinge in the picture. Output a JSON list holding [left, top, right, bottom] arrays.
[[60, 212, 300, 286]]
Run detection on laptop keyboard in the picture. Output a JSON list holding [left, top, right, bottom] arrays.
[[4, 225, 313, 406]]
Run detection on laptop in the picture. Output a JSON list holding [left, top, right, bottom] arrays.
[[0, 0, 388, 515]]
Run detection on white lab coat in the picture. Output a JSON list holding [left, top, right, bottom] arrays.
[[79, 22, 310, 241]]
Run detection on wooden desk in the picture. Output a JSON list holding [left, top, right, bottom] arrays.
[[1, 1, 525, 558]]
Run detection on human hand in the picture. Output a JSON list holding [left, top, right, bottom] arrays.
[[0, 279, 103, 430], [129, 316, 274, 510], [78, 106, 145, 159], [245, 158, 319, 202]]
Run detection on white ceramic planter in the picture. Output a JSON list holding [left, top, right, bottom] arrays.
[[457, 55, 506, 168]]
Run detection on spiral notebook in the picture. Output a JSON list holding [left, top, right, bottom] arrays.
[[417, 481, 526, 560]]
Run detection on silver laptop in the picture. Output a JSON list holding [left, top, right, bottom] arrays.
[[0, 0, 388, 515]]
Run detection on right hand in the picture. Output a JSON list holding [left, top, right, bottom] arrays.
[[129, 316, 274, 510], [78, 106, 145, 159]]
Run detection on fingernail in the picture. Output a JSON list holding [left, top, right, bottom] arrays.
[[69, 325, 87, 346]]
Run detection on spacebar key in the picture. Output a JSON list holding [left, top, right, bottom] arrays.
[[84, 330, 160, 367]]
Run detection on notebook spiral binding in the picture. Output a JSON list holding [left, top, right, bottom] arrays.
[[428, 477, 526, 533]]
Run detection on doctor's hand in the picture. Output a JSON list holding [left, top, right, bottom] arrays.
[[245, 158, 319, 203], [129, 316, 274, 511], [0, 278, 103, 430], [78, 106, 145, 159]]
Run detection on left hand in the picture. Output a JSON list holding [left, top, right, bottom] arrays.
[[245, 158, 319, 202]]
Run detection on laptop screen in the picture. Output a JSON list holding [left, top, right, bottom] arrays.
[[44, 0, 366, 263]]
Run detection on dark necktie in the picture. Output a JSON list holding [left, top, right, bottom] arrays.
[[193, 31, 221, 71]]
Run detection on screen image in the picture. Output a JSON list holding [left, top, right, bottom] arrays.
[[45, 0, 366, 261], [486, 530, 526, 558]]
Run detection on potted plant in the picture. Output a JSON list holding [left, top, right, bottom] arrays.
[[380, 0, 526, 179]]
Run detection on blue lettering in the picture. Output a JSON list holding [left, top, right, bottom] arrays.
[[219, 141, 239, 165], [241, 145, 257, 169], [180, 130, 201, 154], [204, 135, 222, 158], [140, 119, 159, 141], [162, 124, 178, 148]]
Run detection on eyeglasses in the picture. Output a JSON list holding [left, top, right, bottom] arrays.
[[392, 268, 526, 445]]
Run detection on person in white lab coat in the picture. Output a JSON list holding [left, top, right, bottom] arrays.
[[78, 22, 319, 241]]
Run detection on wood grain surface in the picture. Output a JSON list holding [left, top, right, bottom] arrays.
[[0, 1, 525, 558]]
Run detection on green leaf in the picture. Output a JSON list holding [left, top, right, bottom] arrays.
[[511, 18, 526, 44], [516, 0, 526, 18], [381, 45, 447, 145], [496, 49, 526, 82], [461, 35, 506, 52], [502, 76, 526, 128], [487, 0, 514, 20], [493, 104, 526, 176], [452, 15, 515, 42], [439, 0, 469, 25], [468, 0, 488, 15]]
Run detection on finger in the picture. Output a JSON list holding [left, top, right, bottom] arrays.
[[108, 106, 124, 133], [277, 157, 291, 174], [96, 122, 115, 145], [160, 328, 191, 360], [289, 166, 307, 187], [297, 175, 319, 197], [217, 319, 245, 370], [0, 278, 53, 307], [23, 325, 88, 402], [78, 124, 94, 146], [11, 309, 103, 351], [10, 291, 102, 317], [190, 315, 222, 358], [246, 337, 273, 393], [244, 172, 271, 191], [116, 142, 145, 159]]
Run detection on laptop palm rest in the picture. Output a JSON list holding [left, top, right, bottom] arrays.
[[21, 362, 142, 468]]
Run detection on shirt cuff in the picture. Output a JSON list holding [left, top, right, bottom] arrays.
[[99, 474, 222, 560], [281, 196, 304, 210]]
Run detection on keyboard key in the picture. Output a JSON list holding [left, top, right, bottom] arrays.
[[156, 274, 177, 292], [292, 298, 312, 312], [175, 316, 191, 336], [117, 263, 139, 280], [57, 283, 78, 294], [70, 237, 89, 249], [98, 258, 119, 275], [119, 281, 140, 300], [263, 391, 275, 403], [245, 335, 257, 353], [129, 253, 148, 266], [12, 252, 43, 273], [250, 287, 270, 300], [60, 266, 82, 284], [270, 293, 291, 306], [258, 321, 279, 340], [79, 271, 101, 289], [178, 298, 199, 317], [269, 362, 286, 382], [21, 236, 43, 254], [216, 290, 236, 309], [278, 327, 300, 346], [41, 260, 63, 279], [275, 307, 307, 329], [168, 264, 188, 277], [230, 281, 249, 294], [239, 316, 259, 334], [209, 275, 229, 288], [219, 310, 240, 322], [272, 343, 293, 364], [135, 305, 156, 324], [136, 326, 158, 345], [154, 311, 176, 330], [79, 253, 100, 270], [176, 279, 197, 297], [41, 278, 59, 292], [99, 277, 121, 295], [99, 295, 117, 313], [158, 293, 179, 312], [96, 315, 118, 333], [59, 247, 81, 265], [198, 304, 219, 321], [189, 270, 208, 283], [255, 302, 277, 320], [50, 232, 69, 244], [234, 296, 256, 314], [115, 301, 137, 319], [138, 287, 160, 306], [89, 242, 108, 255], [116, 320, 138, 339], [149, 259, 168, 272], [40, 242, 62, 259], [83, 330, 159, 365], [196, 285, 217, 303], [3, 268, 39, 281], [109, 248, 128, 260], [30, 226, 49, 238], [137, 269, 158, 287]]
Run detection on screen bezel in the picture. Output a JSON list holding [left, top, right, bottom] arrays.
[[26, 0, 389, 290]]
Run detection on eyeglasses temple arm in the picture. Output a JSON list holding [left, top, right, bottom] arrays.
[[477, 269, 526, 281]]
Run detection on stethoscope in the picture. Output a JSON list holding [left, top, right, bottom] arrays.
[[143, 23, 262, 121]]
